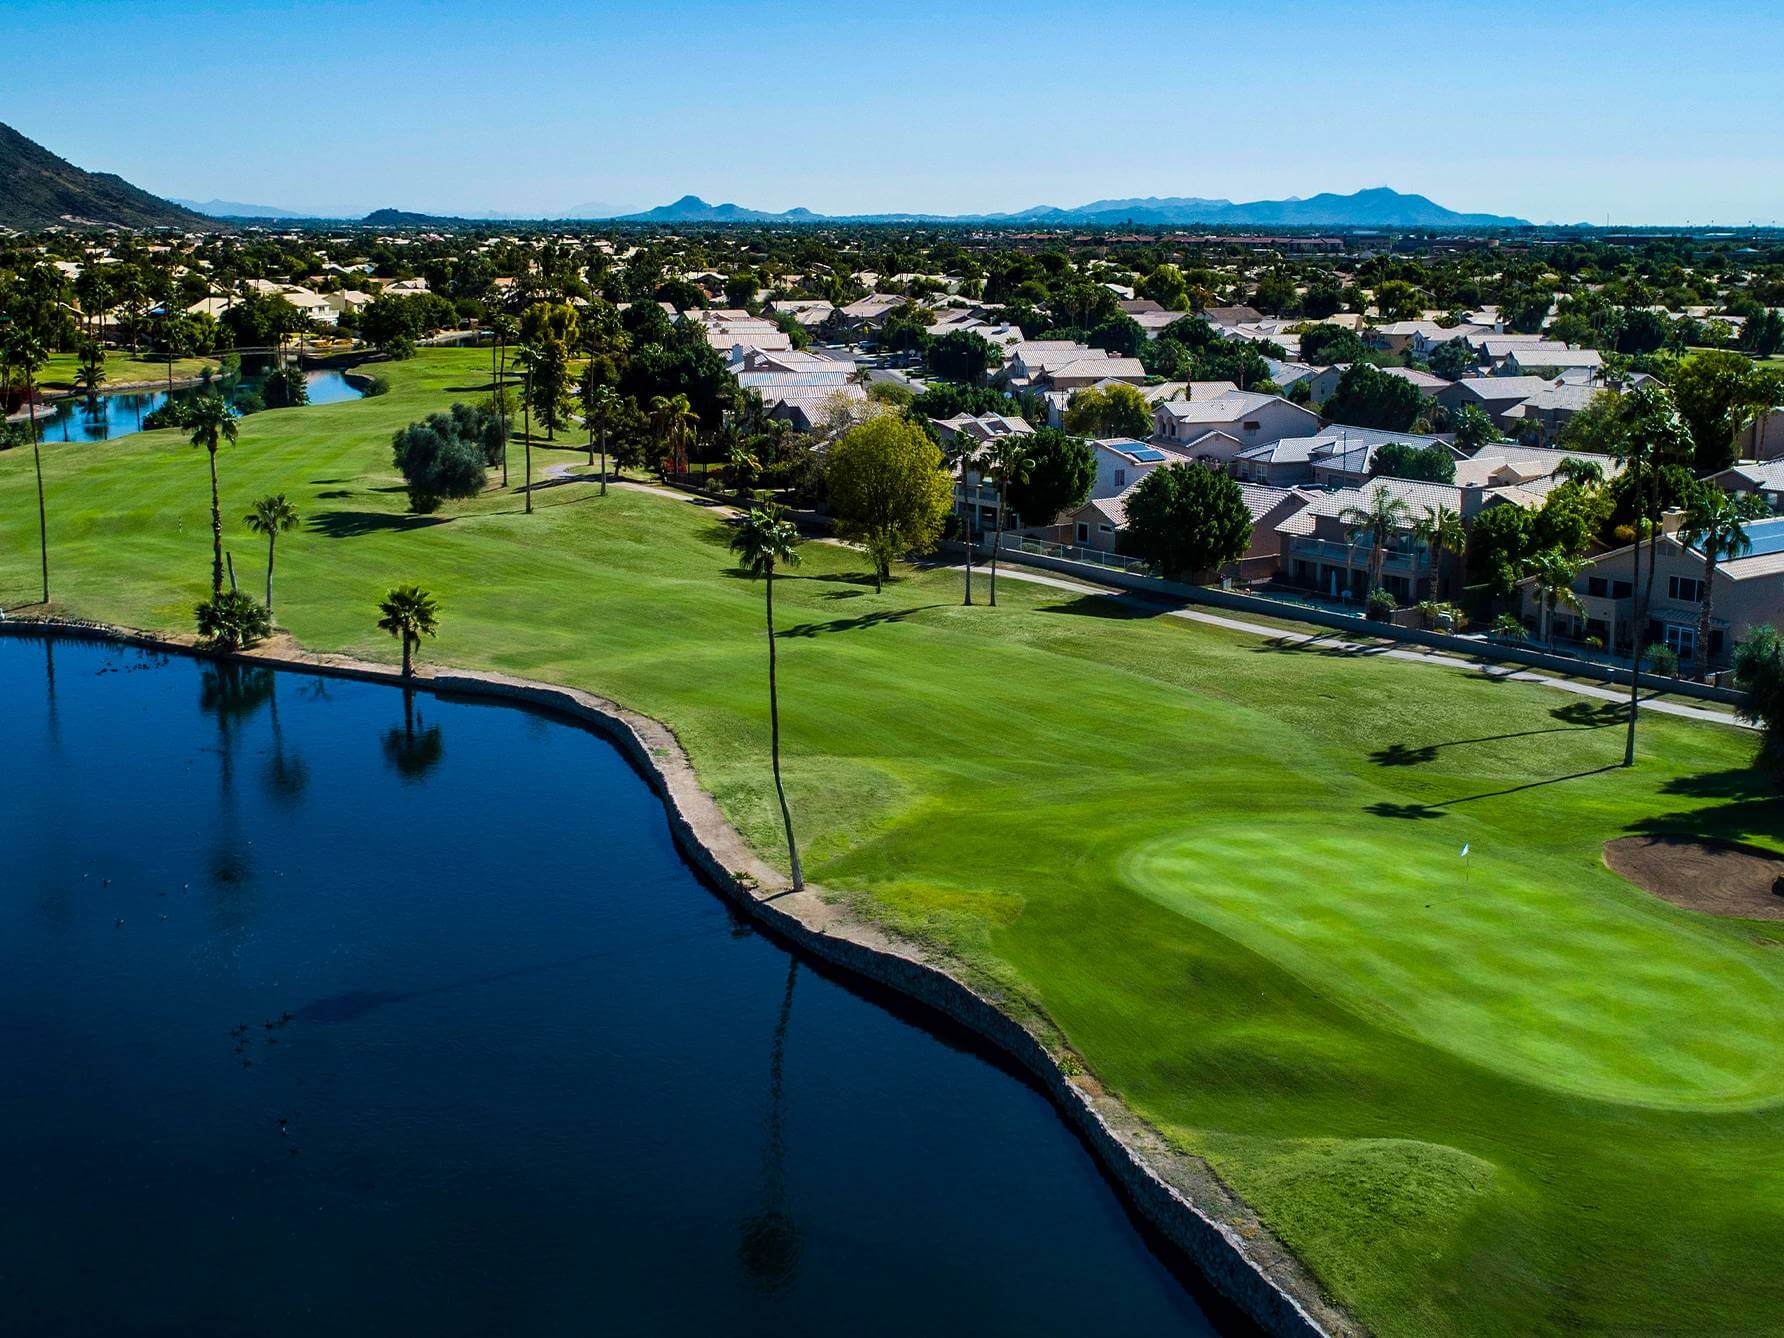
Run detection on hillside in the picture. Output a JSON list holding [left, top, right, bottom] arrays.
[[0, 122, 212, 230]]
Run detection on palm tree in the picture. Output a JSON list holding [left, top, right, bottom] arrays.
[[1410, 503, 1464, 601], [982, 436, 1033, 607], [583, 379, 619, 493], [952, 437, 987, 606], [1610, 384, 1694, 765], [187, 395, 239, 597], [1554, 456, 1605, 488], [377, 585, 441, 678], [1679, 486, 1769, 677], [490, 314, 517, 485], [243, 493, 300, 612], [74, 343, 107, 401], [650, 392, 698, 479], [3, 328, 49, 603], [1524, 547, 1586, 649], [729, 507, 805, 892], [513, 343, 542, 514], [1338, 485, 1411, 601]]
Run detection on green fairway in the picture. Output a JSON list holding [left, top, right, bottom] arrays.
[[34, 348, 220, 391], [5, 348, 1783, 1335]]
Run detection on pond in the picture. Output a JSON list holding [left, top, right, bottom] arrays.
[[42, 367, 365, 444], [0, 636, 1233, 1338]]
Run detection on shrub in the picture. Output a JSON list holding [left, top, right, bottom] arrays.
[[1491, 613, 1528, 641], [1642, 642, 1680, 677], [361, 373, 391, 397], [194, 590, 272, 650], [1367, 588, 1398, 620]]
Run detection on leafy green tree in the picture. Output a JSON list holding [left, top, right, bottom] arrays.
[[1679, 486, 1771, 674], [1670, 349, 1784, 472], [1532, 481, 1611, 559], [1062, 382, 1152, 439], [1339, 486, 1412, 599], [187, 395, 239, 596], [1138, 264, 1189, 311], [1327, 363, 1432, 432], [1733, 625, 1784, 771], [926, 328, 999, 384], [377, 585, 441, 678], [194, 589, 272, 651], [262, 364, 308, 409], [825, 416, 954, 591], [1299, 323, 1366, 366], [1466, 500, 1533, 597], [1741, 308, 1784, 358], [1119, 462, 1253, 581], [243, 494, 299, 612], [1006, 428, 1096, 526], [1373, 279, 1423, 320], [1428, 339, 1479, 381], [1371, 441, 1457, 483], [1449, 402, 1497, 450], [728, 506, 805, 891]]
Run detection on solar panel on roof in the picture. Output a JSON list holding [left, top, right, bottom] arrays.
[[1128, 447, 1167, 462]]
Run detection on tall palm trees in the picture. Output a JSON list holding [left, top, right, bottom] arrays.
[[729, 506, 804, 892], [3, 328, 50, 604], [1524, 548, 1587, 649], [982, 436, 1033, 607], [74, 343, 107, 401], [1610, 384, 1693, 765], [514, 343, 540, 514], [1338, 485, 1411, 602], [650, 393, 698, 479], [187, 395, 239, 597], [1410, 502, 1464, 601], [583, 378, 619, 493], [952, 436, 986, 606], [377, 585, 441, 678], [490, 313, 517, 485], [1679, 486, 1768, 676], [244, 494, 300, 612]]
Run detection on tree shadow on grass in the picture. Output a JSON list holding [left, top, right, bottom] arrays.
[[778, 606, 942, 638], [1369, 702, 1629, 767], [1365, 763, 1622, 821], [1037, 595, 1154, 620], [1626, 794, 1784, 845], [308, 510, 450, 539], [316, 489, 353, 500]]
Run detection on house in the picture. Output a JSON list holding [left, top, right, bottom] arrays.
[[1151, 390, 1319, 452], [1088, 438, 1188, 498], [1518, 516, 1784, 668], [1275, 478, 1472, 603], [1709, 460, 1784, 513], [1266, 360, 1344, 404], [1739, 408, 1784, 462], [1369, 320, 1490, 356], [1454, 442, 1621, 493], [837, 293, 905, 332], [1438, 375, 1554, 427], [1378, 365, 1451, 395], [1503, 344, 1603, 377], [932, 413, 1033, 446], [1297, 426, 1459, 488], [1044, 355, 1147, 392], [1501, 380, 1598, 443]]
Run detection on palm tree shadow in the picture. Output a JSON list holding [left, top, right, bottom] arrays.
[[738, 958, 801, 1294], [778, 606, 941, 637], [1369, 702, 1629, 767], [1255, 634, 1382, 658], [1037, 596, 1156, 620]]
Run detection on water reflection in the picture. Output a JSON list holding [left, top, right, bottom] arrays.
[[739, 958, 802, 1292], [262, 686, 309, 805], [382, 691, 445, 781], [197, 662, 272, 897]]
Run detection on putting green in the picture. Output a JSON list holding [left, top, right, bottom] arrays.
[[1121, 823, 1784, 1108]]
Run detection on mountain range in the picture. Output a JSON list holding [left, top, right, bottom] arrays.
[[0, 120, 1532, 231], [0, 122, 211, 229]]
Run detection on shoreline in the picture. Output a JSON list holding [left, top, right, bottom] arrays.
[[0, 613, 1354, 1337]]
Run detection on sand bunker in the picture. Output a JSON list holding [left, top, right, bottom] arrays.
[[1605, 836, 1784, 920]]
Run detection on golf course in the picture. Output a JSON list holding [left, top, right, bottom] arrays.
[[5, 348, 1781, 1335]]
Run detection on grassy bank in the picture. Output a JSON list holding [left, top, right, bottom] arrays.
[[35, 349, 221, 392], [4, 349, 1781, 1335]]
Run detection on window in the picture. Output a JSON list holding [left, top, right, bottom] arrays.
[[1098, 524, 1114, 535], [1075, 523, 1089, 543], [1587, 577, 1607, 598], [1611, 580, 1633, 599], [1664, 624, 1698, 659], [1113, 468, 1126, 487], [1669, 575, 1704, 603], [1242, 420, 1261, 432]]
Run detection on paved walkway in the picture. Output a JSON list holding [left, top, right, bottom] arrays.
[[949, 564, 1751, 730]]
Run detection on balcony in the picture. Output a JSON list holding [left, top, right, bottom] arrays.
[[1290, 538, 1429, 573]]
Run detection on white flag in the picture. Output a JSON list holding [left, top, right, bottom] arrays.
[[1460, 844, 1470, 859]]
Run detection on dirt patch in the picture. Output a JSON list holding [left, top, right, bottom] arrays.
[[1605, 836, 1784, 919]]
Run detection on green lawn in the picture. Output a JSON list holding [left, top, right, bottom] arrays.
[[5, 349, 1783, 1335], [35, 349, 220, 392]]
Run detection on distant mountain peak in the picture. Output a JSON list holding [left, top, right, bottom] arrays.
[[0, 122, 213, 229]]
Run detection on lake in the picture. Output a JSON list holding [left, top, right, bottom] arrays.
[[42, 367, 365, 444], [0, 636, 1232, 1337]]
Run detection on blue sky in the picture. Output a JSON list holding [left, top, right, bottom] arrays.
[[5, 0, 1781, 223]]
